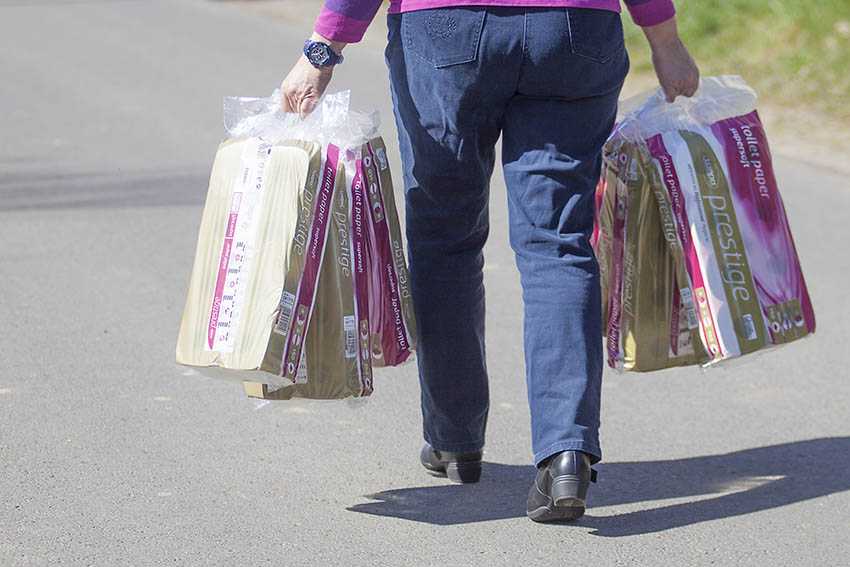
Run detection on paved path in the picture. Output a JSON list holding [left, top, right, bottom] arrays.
[[1, 1, 849, 565]]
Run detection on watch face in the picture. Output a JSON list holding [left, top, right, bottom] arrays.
[[307, 43, 331, 65]]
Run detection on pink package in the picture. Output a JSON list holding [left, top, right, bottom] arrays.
[[709, 111, 815, 345], [356, 137, 417, 367], [613, 75, 815, 366]]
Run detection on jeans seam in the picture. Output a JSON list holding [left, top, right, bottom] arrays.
[[521, 8, 530, 71]]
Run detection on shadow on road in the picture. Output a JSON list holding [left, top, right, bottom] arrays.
[[349, 437, 850, 535]]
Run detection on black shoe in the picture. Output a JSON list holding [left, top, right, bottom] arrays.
[[420, 443, 483, 483], [526, 450, 598, 523]]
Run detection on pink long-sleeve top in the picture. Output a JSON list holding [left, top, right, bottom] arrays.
[[316, 0, 675, 43]]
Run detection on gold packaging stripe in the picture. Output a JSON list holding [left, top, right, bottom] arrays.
[[679, 131, 768, 356], [253, 160, 368, 400], [259, 140, 324, 376], [621, 142, 706, 371]]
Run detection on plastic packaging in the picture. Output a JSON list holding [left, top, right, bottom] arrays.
[[593, 138, 706, 371], [176, 91, 416, 399], [594, 76, 815, 371], [355, 137, 416, 367]]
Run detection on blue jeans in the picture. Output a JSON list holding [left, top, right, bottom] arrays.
[[386, 7, 629, 466]]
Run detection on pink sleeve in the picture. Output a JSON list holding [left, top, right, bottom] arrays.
[[623, 0, 675, 27], [314, 0, 383, 43]]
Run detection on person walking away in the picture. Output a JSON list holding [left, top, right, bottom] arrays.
[[281, 0, 699, 522]]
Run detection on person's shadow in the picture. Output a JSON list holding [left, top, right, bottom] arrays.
[[347, 437, 850, 536]]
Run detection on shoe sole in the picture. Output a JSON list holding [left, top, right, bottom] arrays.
[[527, 503, 585, 523]]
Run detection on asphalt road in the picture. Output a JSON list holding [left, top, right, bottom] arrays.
[[1, 1, 849, 565]]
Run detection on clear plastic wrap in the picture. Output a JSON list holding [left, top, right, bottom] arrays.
[[594, 76, 815, 371], [176, 91, 416, 399]]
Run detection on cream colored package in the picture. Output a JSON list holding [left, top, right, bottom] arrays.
[[176, 137, 325, 386], [181, 91, 406, 399]]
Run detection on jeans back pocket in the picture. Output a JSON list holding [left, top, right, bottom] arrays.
[[403, 8, 486, 68], [566, 7, 624, 63]]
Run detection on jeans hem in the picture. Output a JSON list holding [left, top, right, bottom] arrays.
[[424, 437, 486, 453], [535, 440, 601, 467]]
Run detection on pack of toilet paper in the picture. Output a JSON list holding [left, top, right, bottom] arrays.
[[176, 91, 416, 399], [594, 76, 815, 370]]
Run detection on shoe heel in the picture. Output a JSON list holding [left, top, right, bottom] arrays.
[[550, 475, 587, 507], [446, 461, 482, 484]]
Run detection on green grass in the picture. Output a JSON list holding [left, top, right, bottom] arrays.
[[623, 0, 850, 119]]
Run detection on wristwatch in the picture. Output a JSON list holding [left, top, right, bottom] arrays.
[[303, 40, 344, 67]]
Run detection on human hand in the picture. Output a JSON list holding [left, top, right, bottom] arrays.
[[280, 56, 334, 119], [651, 39, 700, 102], [642, 18, 700, 102]]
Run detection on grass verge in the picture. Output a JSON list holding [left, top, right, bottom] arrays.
[[624, 0, 850, 121]]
